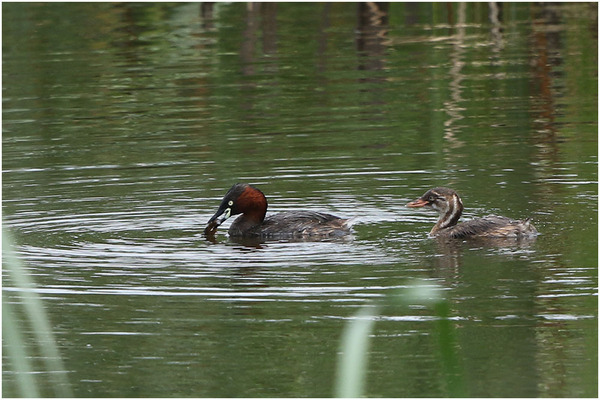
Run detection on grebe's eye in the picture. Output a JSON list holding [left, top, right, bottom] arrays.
[[228, 200, 233, 206]]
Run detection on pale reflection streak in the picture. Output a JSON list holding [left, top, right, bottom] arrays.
[[488, 2, 505, 54], [443, 2, 466, 151]]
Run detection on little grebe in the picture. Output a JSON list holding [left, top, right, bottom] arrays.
[[204, 183, 352, 238], [407, 187, 538, 239]]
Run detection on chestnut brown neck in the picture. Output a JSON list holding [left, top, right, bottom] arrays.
[[237, 186, 268, 223]]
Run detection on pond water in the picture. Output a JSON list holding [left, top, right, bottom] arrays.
[[2, 3, 597, 398]]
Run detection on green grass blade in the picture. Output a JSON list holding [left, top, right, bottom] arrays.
[[434, 300, 466, 397], [334, 305, 379, 398], [3, 229, 73, 397], [2, 297, 41, 398]]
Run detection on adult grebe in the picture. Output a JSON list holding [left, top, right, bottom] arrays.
[[205, 183, 352, 238]]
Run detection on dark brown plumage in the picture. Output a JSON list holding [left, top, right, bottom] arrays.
[[407, 187, 538, 239]]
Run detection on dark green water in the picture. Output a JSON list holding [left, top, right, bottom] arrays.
[[3, 3, 597, 397]]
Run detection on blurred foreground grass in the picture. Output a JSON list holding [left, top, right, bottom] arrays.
[[2, 229, 72, 397], [334, 280, 466, 398]]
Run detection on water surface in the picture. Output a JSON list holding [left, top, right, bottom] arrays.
[[3, 3, 597, 397]]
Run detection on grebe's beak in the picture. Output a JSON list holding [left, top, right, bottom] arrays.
[[208, 207, 231, 226], [204, 206, 232, 236], [208, 206, 232, 226], [406, 198, 429, 208]]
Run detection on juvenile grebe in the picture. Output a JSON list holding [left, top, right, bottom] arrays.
[[204, 183, 352, 238], [407, 187, 538, 239]]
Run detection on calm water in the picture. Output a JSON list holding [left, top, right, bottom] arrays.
[[3, 3, 597, 398]]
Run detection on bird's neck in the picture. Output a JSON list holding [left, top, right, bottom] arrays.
[[431, 195, 463, 235]]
